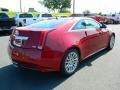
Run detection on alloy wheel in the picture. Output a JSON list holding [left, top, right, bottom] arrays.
[[64, 51, 79, 74]]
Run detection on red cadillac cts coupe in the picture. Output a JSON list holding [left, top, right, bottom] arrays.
[[8, 17, 115, 76]]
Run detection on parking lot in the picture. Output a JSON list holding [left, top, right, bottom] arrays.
[[0, 25, 120, 90]]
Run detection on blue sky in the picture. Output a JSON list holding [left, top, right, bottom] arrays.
[[0, 0, 120, 14]]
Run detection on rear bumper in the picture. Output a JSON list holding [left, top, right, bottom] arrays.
[[8, 43, 62, 72], [12, 60, 55, 72]]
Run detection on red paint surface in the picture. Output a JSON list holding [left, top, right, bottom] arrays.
[[8, 18, 114, 72]]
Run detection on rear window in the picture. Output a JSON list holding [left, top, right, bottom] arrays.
[[27, 19, 69, 28], [42, 14, 52, 17], [112, 14, 115, 17], [0, 13, 9, 19], [19, 14, 33, 18]]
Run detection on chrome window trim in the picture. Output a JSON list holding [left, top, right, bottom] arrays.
[[68, 19, 79, 32], [15, 36, 29, 40], [68, 18, 100, 32], [68, 19, 88, 32], [84, 19, 101, 29]]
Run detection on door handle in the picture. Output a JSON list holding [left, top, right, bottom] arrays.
[[85, 31, 87, 36], [99, 31, 103, 34]]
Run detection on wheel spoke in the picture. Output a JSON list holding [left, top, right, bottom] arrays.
[[65, 51, 79, 73], [110, 36, 115, 48]]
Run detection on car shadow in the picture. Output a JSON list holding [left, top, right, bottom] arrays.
[[0, 49, 109, 90], [78, 49, 109, 68]]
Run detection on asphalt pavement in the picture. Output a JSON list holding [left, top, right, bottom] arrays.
[[0, 25, 120, 90]]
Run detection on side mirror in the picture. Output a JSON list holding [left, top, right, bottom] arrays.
[[81, 22, 86, 26], [100, 23, 107, 28]]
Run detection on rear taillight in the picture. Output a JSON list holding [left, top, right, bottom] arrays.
[[13, 36, 28, 47], [11, 30, 29, 47], [37, 31, 48, 50], [23, 19, 26, 23], [13, 38, 22, 47], [13, 36, 29, 47]]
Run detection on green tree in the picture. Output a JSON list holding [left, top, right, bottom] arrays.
[[83, 10, 91, 16], [39, 0, 53, 12], [39, 0, 71, 12], [98, 12, 102, 15]]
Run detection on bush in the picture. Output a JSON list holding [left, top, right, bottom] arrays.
[[1, 8, 9, 11], [59, 9, 71, 13]]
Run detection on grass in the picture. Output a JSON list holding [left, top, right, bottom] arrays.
[[0, 11, 16, 17], [0, 11, 72, 17], [52, 13, 71, 17]]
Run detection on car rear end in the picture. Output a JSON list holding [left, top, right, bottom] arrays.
[[23, 18, 38, 26], [8, 19, 71, 72], [16, 13, 37, 26], [37, 14, 55, 21], [8, 27, 55, 71]]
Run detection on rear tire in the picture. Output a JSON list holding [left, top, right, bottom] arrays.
[[60, 49, 80, 76], [19, 23, 22, 27], [111, 19, 117, 24]]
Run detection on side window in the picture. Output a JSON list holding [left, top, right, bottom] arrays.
[[84, 19, 100, 29], [72, 20, 86, 30]]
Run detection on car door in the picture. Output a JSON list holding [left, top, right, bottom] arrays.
[[71, 20, 90, 59], [84, 19, 102, 55], [99, 23, 110, 48]]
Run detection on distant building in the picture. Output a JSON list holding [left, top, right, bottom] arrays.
[[28, 8, 36, 12]]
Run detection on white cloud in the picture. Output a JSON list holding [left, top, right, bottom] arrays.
[[0, 0, 120, 14], [0, 0, 47, 12], [72, 0, 120, 14]]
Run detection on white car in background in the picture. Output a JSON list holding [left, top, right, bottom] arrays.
[[34, 13, 55, 20], [15, 13, 54, 27], [15, 13, 38, 26]]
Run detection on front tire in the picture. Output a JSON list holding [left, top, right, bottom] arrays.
[[107, 35, 115, 50], [60, 49, 80, 76]]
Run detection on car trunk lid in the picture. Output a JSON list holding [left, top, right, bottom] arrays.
[[11, 27, 55, 49]]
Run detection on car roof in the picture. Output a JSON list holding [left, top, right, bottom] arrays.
[[74, 17, 92, 20], [56, 17, 93, 21], [58, 17, 95, 23], [20, 17, 94, 29]]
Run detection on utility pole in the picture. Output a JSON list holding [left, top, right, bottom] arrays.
[[24, 6, 25, 12], [73, 0, 75, 14], [20, 0, 22, 12]]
